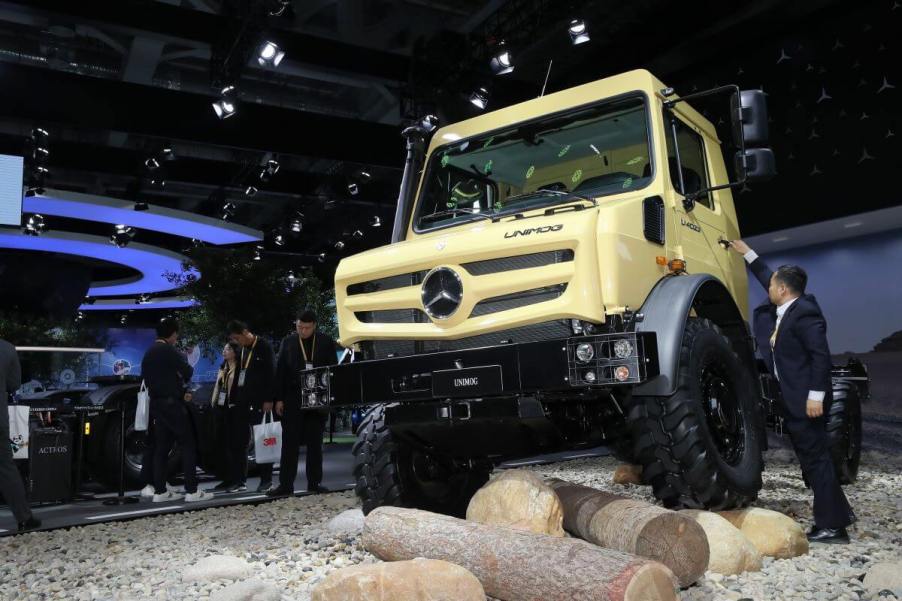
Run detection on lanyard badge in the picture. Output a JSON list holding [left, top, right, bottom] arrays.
[[300, 334, 316, 370]]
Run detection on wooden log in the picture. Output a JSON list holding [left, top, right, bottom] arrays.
[[363, 506, 678, 601], [547, 478, 709, 587]]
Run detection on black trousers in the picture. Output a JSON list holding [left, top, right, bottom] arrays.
[[152, 397, 197, 494], [140, 411, 177, 487], [278, 409, 325, 490], [784, 414, 854, 529], [0, 400, 32, 523], [233, 407, 273, 486], [214, 404, 251, 486]]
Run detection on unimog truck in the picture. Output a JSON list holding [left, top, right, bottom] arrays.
[[299, 70, 867, 515]]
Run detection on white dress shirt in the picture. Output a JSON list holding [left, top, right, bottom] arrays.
[[743, 250, 825, 403]]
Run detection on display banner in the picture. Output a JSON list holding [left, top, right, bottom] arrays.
[[0, 154, 24, 226]]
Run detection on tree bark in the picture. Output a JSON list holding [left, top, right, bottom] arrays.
[[363, 506, 678, 601], [547, 478, 709, 587]]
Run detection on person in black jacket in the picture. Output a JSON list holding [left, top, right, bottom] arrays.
[[731, 240, 854, 543], [227, 320, 277, 492], [207, 341, 245, 493], [141, 318, 212, 503], [267, 309, 338, 497]]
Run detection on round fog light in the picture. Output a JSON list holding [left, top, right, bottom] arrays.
[[584, 370, 597, 383], [305, 374, 317, 389], [575, 343, 595, 363], [613, 339, 634, 359], [320, 371, 330, 386], [614, 366, 631, 382], [307, 392, 318, 406]]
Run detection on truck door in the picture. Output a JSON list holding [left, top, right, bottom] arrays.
[[664, 113, 731, 284]]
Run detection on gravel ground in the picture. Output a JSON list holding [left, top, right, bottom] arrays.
[[2, 434, 901, 601]]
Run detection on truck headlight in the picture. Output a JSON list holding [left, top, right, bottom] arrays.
[[320, 371, 330, 387], [584, 370, 597, 383], [613, 339, 633, 359], [614, 366, 631, 382], [575, 343, 595, 363], [305, 374, 317, 389]]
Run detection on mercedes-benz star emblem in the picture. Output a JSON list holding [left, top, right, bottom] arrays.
[[421, 266, 463, 320]]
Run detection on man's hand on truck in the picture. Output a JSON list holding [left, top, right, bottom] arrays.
[[728, 239, 751, 254]]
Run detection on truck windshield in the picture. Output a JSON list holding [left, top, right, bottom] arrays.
[[414, 95, 651, 230]]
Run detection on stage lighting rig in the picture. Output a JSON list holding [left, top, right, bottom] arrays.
[[23, 214, 46, 236], [568, 19, 590, 44], [258, 41, 286, 68], [369, 215, 381, 228], [469, 87, 489, 110], [490, 44, 514, 75], [111, 224, 136, 248], [288, 212, 304, 234], [273, 230, 286, 246], [212, 85, 238, 119], [221, 202, 237, 221]]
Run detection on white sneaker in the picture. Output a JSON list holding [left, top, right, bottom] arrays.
[[166, 483, 183, 494], [139, 484, 155, 498], [184, 490, 214, 503], [152, 490, 184, 503]]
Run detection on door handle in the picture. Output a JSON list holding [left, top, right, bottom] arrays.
[[717, 237, 732, 250]]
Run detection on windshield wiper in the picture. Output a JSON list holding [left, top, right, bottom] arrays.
[[504, 188, 597, 207], [420, 208, 493, 224]]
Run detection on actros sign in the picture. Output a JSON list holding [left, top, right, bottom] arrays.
[[504, 224, 564, 238]]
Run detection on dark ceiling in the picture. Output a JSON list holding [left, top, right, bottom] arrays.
[[0, 0, 898, 318]]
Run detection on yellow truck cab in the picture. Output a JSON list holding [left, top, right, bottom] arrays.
[[298, 70, 864, 517]]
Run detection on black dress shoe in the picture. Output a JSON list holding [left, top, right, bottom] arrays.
[[807, 526, 850, 544], [256, 480, 273, 493], [308, 484, 329, 493], [18, 516, 41, 533], [265, 485, 291, 497]]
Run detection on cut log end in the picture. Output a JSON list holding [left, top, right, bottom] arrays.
[[623, 563, 680, 601], [634, 513, 710, 587]]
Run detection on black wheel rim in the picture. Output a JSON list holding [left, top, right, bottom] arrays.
[[124, 425, 146, 475], [404, 449, 456, 501], [699, 359, 746, 466]]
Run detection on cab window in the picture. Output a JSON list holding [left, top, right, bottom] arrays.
[[664, 115, 713, 210]]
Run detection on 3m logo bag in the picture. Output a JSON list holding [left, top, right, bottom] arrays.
[[253, 411, 282, 464], [8, 405, 29, 459]]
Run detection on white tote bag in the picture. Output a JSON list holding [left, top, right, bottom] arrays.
[[135, 380, 150, 432], [8, 405, 30, 459], [253, 411, 282, 464]]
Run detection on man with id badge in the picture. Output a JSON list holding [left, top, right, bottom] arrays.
[[227, 320, 277, 492], [267, 309, 337, 497]]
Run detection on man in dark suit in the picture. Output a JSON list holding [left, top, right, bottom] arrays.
[[267, 309, 338, 497], [0, 338, 40, 532], [227, 320, 277, 492], [731, 240, 854, 543]]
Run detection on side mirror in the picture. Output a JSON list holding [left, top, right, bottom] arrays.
[[731, 90, 769, 147], [734, 148, 776, 183]]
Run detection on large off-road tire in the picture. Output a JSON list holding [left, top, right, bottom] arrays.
[[826, 386, 862, 485], [352, 404, 492, 517], [629, 318, 764, 510]]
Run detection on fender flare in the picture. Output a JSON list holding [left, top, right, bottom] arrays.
[[633, 273, 757, 397]]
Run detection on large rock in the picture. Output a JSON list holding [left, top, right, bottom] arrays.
[[311, 558, 485, 601], [612, 464, 644, 486], [680, 510, 762, 575], [863, 562, 902, 595], [326, 508, 365, 536], [211, 579, 281, 601], [717, 507, 809, 559], [182, 555, 254, 582], [466, 469, 564, 536]]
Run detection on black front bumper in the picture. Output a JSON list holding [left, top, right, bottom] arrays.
[[297, 331, 658, 409]]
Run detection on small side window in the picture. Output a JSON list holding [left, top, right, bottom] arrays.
[[664, 115, 713, 210]]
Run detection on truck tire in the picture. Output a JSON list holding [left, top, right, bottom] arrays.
[[629, 318, 764, 510], [352, 404, 491, 517], [826, 387, 862, 485], [99, 407, 178, 489]]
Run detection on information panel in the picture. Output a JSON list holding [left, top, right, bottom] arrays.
[[0, 154, 24, 226]]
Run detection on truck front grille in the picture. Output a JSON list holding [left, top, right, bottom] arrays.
[[470, 284, 567, 317], [461, 249, 574, 276], [355, 309, 427, 323], [347, 271, 428, 296]]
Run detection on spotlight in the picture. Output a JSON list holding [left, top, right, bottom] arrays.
[[134, 201, 149, 211], [160, 145, 176, 161], [490, 45, 514, 75], [149, 177, 165, 188], [221, 202, 237, 221], [259, 159, 280, 182], [245, 185, 258, 197], [111, 224, 135, 247], [273, 230, 286, 246], [351, 229, 363, 239], [145, 157, 160, 170], [24, 187, 45, 197], [36, 165, 49, 176], [469, 87, 489, 110], [289, 212, 304, 233], [356, 169, 372, 182], [317, 252, 327, 263], [334, 240, 345, 251], [257, 41, 286, 68], [568, 19, 590, 45], [369, 215, 381, 227], [23, 214, 46, 236], [75, 311, 84, 322], [84, 296, 96, 305], [347, 183, 359, 196], [253, 245, 264, 261], [33, 146, 49, 160], [119, 314, 128, 325], [136, 294, 151, 305], [212, 85, 238, 119]]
